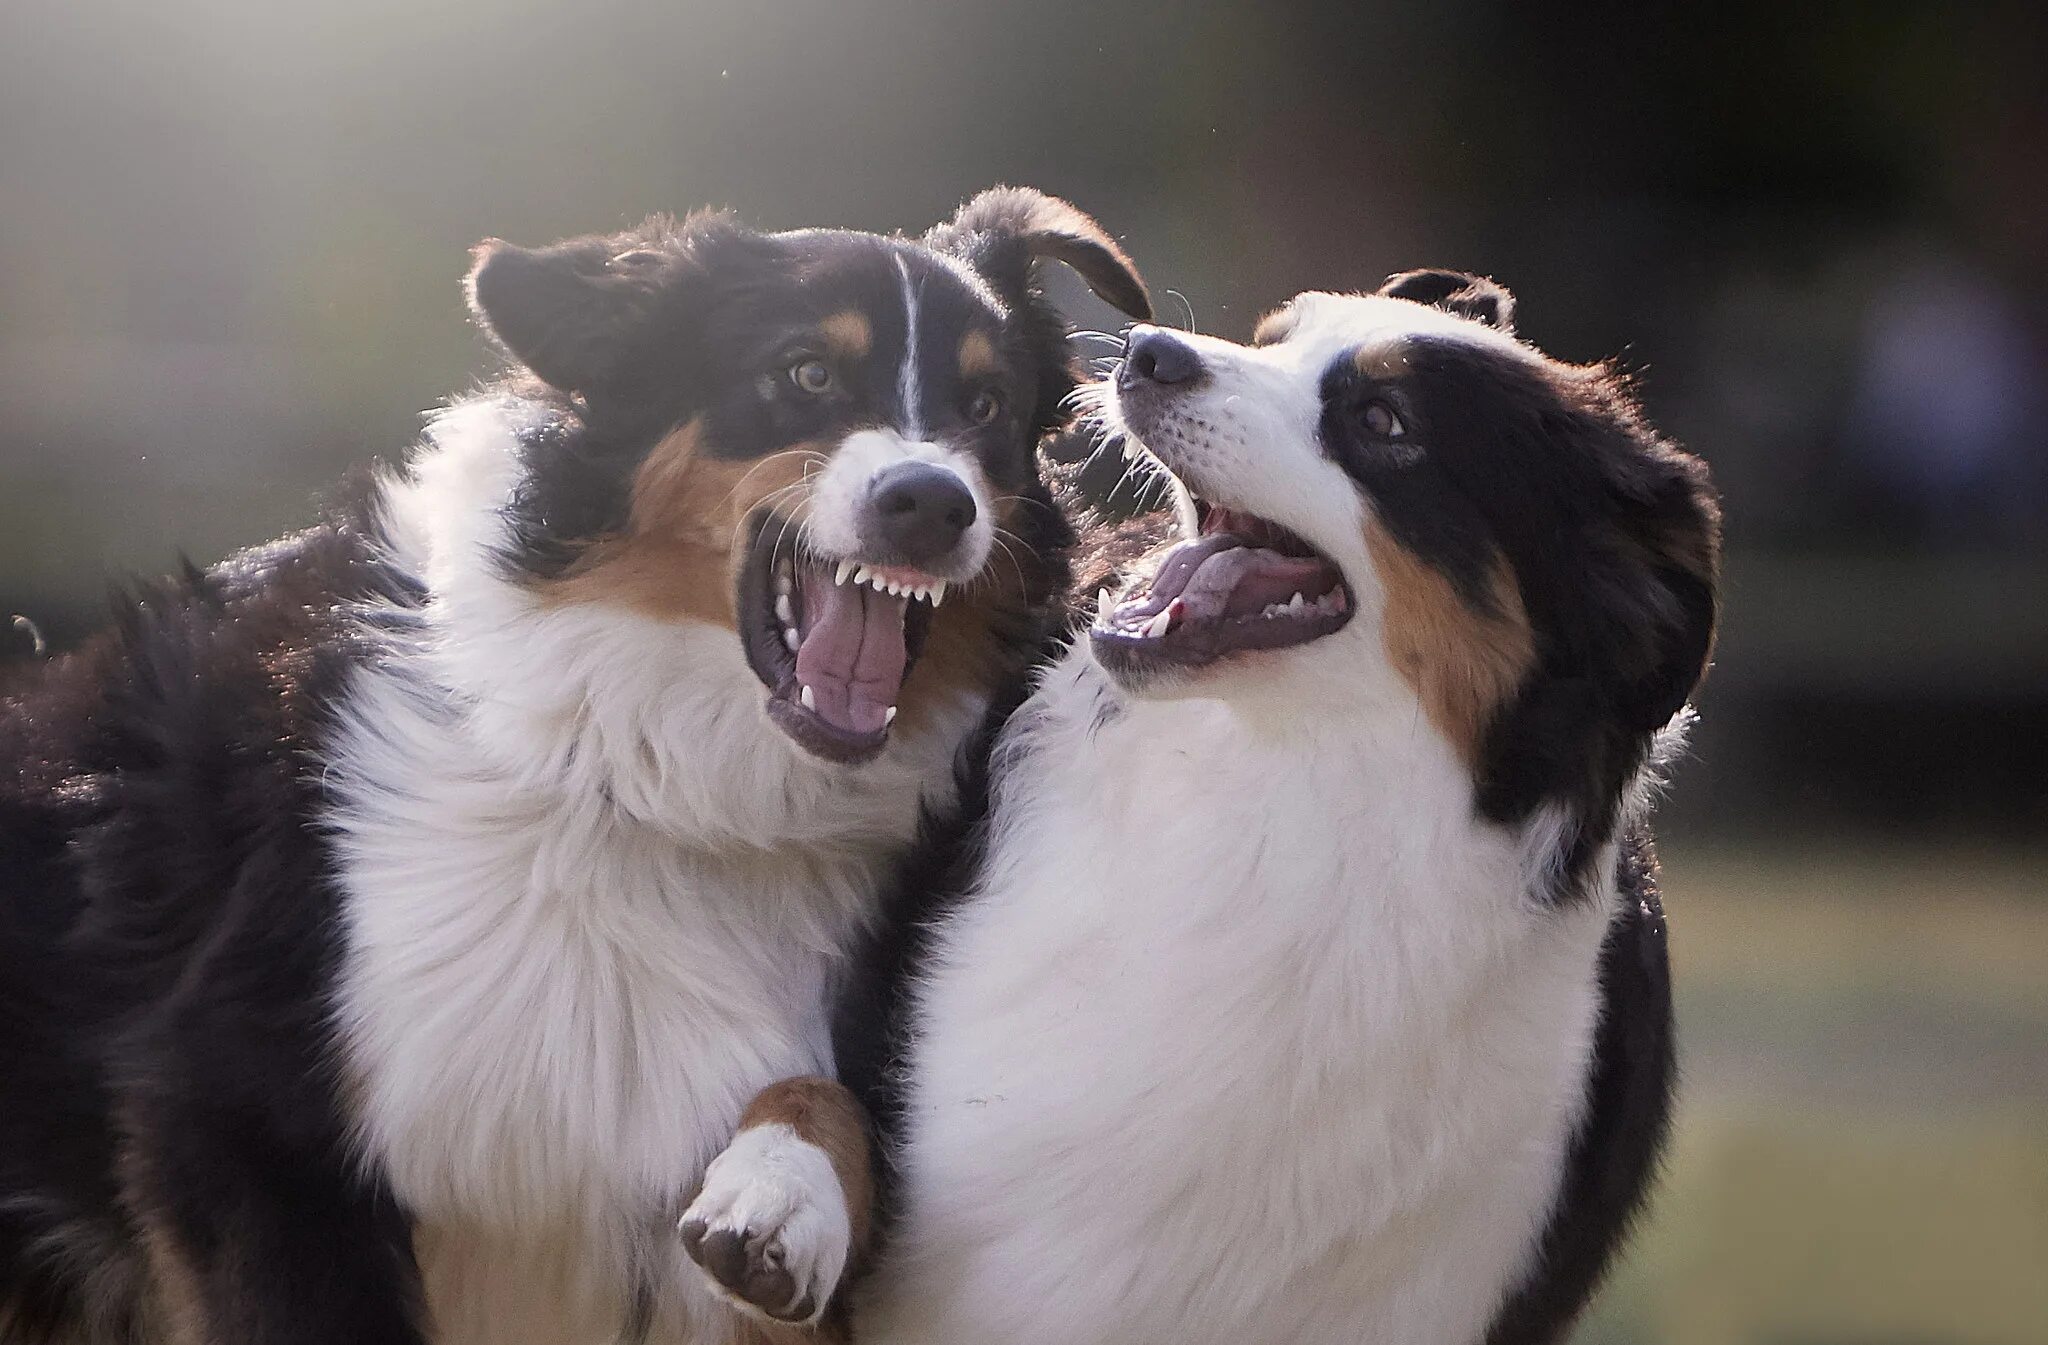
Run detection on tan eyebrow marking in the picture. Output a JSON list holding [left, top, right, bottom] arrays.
[[1353, 343, 1412, 380], [1252, 305, 1298, 346], [819, 310, 872, 359], [957, 329, 999, 379]]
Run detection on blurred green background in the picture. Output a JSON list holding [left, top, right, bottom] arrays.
[[2, 2, 2042, 1341]]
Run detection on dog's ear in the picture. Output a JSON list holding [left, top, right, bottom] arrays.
[[467, 214, 742, 393], [1604, 442, 1721, 734], [1380, 269, 1515, 333], [928, 186, 1152, 320], [468, 235, 659, 392]]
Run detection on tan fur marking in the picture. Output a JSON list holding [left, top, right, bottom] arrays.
[[736, 1078, 874, 1268], [818, 311, 872, 360], [1353, 343, 1412, 381], [542, 420, 819, 624], [115, 1111, 211, 1345], [1364, 522, 1535, 762], [134, 1211, 209, 1345], [1251, 304, 1297, 346], [956, 329, 998, 379]]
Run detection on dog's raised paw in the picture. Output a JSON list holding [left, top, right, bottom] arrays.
[[680, 1123, 851, 1325]]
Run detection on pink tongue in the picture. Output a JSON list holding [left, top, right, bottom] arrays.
[[794, 573, 908, 737], [1180, 546, 1335, 620]]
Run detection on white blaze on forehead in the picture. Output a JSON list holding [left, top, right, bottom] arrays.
[[895, 252, 924, 438]]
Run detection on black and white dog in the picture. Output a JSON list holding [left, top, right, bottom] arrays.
[[0, 188, 1148, 1345], [688, 272, 1719, 1345]]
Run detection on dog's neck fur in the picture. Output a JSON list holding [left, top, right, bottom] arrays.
[[866, 635, 1620, 1345], [322, 395, 989, 1340]]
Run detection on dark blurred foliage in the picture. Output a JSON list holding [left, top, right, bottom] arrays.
[[3, 0, 2044, 839]]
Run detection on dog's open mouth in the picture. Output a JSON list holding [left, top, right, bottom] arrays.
[[1091, 502, 1352, 672], [739, 517, 945, 764]]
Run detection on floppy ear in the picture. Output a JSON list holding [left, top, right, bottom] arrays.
[[928, 185, 1152, 320], [466, 229, 682, 393], [1380, 269, 1515, 333], [1604, 444, 1722, 734]]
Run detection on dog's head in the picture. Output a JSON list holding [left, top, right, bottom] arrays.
[[463, 188, 1149, 767], [1093, 273, 1719, 891]]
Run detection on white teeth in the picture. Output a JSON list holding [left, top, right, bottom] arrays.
[[835, 560, 855, 586], [1262, 603, 1284, 619], [784, 628, 801, 653], [1142, 606, 1175, 639], [929, 580, 946, 607], [774, 594, 793, 626], [1098, 588, 1112, 612], [883, 705, 898, 726], [1288, 592, 1306, 612], [853, 564, 873, 587], [774, 568, 792, 598], [799, 684, 816, 711]]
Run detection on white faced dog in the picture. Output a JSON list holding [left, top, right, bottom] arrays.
[[687, 271, 1719, 1345]]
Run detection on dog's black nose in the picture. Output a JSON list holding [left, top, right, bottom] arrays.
[[1119, 327, 1204, 388], [868, 461, 977, 565]]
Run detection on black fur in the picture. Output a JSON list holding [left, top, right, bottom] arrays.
[[1485, 830, 1676, 1345], [1320, 273, 1719, 903], [1313, 273, 1711, 1339], [0, 496, 429, 1344], [469, 191, 1146, 590], [841, 278, 1712, 1342], [1, 188, 1137, 1343]]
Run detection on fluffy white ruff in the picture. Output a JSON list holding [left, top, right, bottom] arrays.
[[324, 395, 986, 1342], [853, 292, 1672, 1345], [682, 1123, 853, 1325], [855, 646, 1618, 1345]]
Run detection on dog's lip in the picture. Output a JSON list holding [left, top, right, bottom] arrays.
[[1089, 502, 1352, 669], [737, 514, 939, 764]]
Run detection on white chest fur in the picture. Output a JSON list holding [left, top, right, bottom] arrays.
[[860, 649, 1614, 1345], [320, 402, 978, 1341], [329, 652, 908, 1343]]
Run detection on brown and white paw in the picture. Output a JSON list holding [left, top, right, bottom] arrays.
[[680, 1123, 851, 1326]]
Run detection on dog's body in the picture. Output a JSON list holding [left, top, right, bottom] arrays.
[[0, 188, 1148, 1345], [692, 275, 1718, 1345]]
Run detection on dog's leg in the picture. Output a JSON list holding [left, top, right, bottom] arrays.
[[680, 1077, 872, 1336], [119, 1104, 425, 1345]]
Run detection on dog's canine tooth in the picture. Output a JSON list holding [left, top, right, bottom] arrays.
[[774, 594, 793, 626], [784, 628, 800, 654], [835, 560, 856, 586], [929, 580, 946, 607], [1142, 607, 1174, 639], [883, 705, 898, 726], [799, 684, 816, 711]]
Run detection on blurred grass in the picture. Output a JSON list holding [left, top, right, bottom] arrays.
[[1580, 842, 2048, 1345]]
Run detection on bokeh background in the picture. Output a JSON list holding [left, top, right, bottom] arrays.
[[3, 2, 2044, 1340]]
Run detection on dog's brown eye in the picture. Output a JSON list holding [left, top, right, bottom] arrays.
[[790, 359, 834, 394], [1363, 400, 1404, 438], [967, 389, 1004, 425]]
